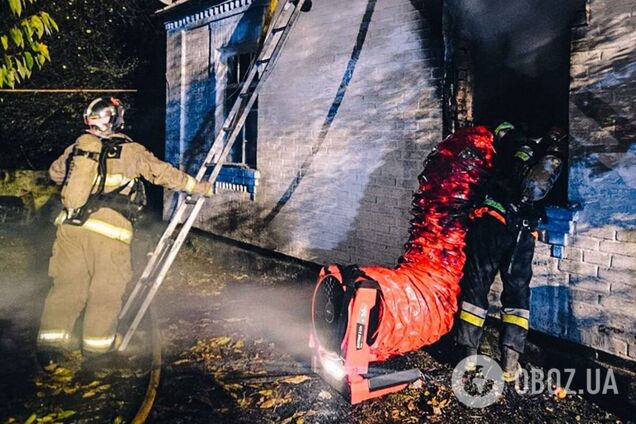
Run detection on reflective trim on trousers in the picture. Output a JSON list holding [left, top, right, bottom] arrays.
[[459, 310, 485, 328], [38, 329, 71, 344], [461, 301, 488, 319], [83, 335, 115, 352], [55, 212, 132, 244], [185, 175, 196, 193], [502, 307, 529, 319], [501, 314, 529, 330]]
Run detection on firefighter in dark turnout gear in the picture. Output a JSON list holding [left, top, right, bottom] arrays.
[[37, 98, 213, 365], [455, 122, 567, 381]]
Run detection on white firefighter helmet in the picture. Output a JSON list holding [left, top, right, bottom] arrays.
[[83, 97, 126, 137]]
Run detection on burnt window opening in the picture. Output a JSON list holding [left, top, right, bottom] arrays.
[[445, 0, 586, 206], [225, 52, 258, 169]]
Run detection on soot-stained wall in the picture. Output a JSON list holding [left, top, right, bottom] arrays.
[[163, 0, 635, 361], [485, 0, 636, 361], [164, 0, 444, 266]]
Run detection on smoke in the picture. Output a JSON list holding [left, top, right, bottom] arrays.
[[156, 230, 320, 374], [218, 279, 315, 363], [449, 0, 583, 131], [452, 0, 581, 76]]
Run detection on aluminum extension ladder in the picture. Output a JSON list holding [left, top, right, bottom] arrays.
[[117, 0, 309, 351]]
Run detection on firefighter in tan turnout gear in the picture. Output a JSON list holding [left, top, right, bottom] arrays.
[[37, 97, 212, 365]]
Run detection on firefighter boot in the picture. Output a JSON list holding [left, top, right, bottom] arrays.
[[501, 347, 521, 382]]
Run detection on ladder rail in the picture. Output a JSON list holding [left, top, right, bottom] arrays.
[[120, 196, 206, 350], [120, 3, 297, 318], [117, 0, 307, 351], [119, 203, 184, 317], [193, 2, 299, 182], [120, 81, 263, 350]]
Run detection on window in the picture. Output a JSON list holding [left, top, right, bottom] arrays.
[[225, 52, 258, 169]]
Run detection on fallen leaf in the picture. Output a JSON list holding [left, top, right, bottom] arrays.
[[223, 383, 242, 391], [258, 389, 273, 397], [24, 413, 37, 424], [281, 375, 311, 385], [554, 387, 567, 399], [318, 390, 332, 400], [260, 399, 276, 408], [113, 417, 124, 424], [63, 386, 79, 395], [57, 410, 76, 419], [233, 340, 245, 349], [53, 367, 72, 377], [296, 419, 304, 424], [82, 390, 96, 398], [409, 379, 424, 389], [213, 336, 232, 346], [241, 397, 254, 408]]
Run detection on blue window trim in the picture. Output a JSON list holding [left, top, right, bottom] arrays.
[[214, 164, 261, 200], [538, 204, 581, 258]]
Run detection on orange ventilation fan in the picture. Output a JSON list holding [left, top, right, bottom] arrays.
[[310, 126, 496, 404]]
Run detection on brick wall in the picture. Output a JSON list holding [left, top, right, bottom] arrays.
[[560, 0, 635, 360], [164, 0, 265, 215], [489, 0, 636, 360], [175, 0, 445, 267], [163, 0, 635, 360]]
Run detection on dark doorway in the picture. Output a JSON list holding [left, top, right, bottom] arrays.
[[454, 0, 582, 133], [447, 0, 585, 204]]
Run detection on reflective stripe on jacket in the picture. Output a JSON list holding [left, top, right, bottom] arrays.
[[48, 133, 213, 242]]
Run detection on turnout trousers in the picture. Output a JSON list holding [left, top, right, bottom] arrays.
[[38, 219, 132, 353], [455, 214, 535, 353]]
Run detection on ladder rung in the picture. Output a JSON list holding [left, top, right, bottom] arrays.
[[117, 0, 305, 352]]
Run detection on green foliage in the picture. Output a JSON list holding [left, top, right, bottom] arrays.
[[1, 0, 58, 87], [0, 0, 165, 171]]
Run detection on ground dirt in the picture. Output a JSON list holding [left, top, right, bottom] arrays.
[[0, 221, 630, 424]]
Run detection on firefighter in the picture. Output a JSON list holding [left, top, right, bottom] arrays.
[[455, 121, 567, 381], [37, 97, 213, 365]]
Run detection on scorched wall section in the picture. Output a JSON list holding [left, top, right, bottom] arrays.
[[182, 0, 445, 266]]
